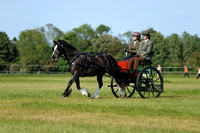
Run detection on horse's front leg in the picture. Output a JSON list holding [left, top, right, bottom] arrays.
[[62, 73, 79, 98], [75, 78, 91, 97], [92, 75, 103, 99]]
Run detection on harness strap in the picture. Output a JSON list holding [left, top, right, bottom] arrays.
[[68, 52, 117, 74], [70, 63, 87, 68]]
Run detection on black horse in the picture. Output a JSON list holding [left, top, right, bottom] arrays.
[[51, 39, 126, 98]]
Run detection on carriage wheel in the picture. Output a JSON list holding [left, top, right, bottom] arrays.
[[110, 77, 136, 98], [136, 67, 163, 98]]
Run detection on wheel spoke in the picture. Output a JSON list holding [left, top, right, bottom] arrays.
[[112, 85, 118, 87], [141, 76, 146, 81], [126, 86, 131, 94], [152, 77, 160, 83], [151, 71, 157, 79], [152, 84, 162, 91], [142, 90, 146, 96]]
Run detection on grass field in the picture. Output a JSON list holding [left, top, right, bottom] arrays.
[[0, 73, 200, 133]]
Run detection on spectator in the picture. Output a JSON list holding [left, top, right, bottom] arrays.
[[196, 68, 200, 79], [184, 65, 189, 78], [157, 63, 161, 78]]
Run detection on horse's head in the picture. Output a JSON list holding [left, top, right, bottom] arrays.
[[51, 39, 64, 60]]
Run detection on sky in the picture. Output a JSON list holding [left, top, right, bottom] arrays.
[[1, 0, 200, 39]]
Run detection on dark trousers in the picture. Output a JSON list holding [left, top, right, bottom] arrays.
[[184, 72, 189, 78], [197, 74, 200, 79]]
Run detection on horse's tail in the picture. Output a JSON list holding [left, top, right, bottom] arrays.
[[104, 54, 120, 77], [105, 54, 125, 92]]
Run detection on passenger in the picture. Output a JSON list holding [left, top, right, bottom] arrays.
[[129, 31, 153, 71], [123, 32, 141, 61], [128, 32, 141, 56]]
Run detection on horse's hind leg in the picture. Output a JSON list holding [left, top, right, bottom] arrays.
[[114, 77, 126, 97], [75, 78, 91, 97], [62, 73, 79, 98], [92, 75, 103, 99]]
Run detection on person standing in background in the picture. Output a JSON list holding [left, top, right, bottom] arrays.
[[196, 68, 200, 79], [184, 65, 189, 78], [157, 63, 161, 78]]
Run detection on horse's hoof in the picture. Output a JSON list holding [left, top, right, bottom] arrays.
[[120, 94, 127, 98], [61, 95, 65, 98]]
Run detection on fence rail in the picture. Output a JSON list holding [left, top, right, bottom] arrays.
[[0, 64, 199, 74]]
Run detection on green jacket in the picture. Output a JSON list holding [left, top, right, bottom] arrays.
[[137, 39, 153, 60], [128, 40, 140, 55]]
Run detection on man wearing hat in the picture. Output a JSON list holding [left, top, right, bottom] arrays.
[[129, 31, 153, 71]]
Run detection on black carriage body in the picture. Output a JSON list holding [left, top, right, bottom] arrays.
[[109, 61, 163, 98], [120, 72, 138, 85]]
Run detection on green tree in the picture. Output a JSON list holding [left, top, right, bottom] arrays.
[[0, 32, 10, 64], [42, 24, 64, 46], [165, 33, 184, 66], [73, 24, 96, 40], [67, 24, 96, 52], [18, 29, 51, 71], [150, 30, 169, 66], [9, 37, 19, 62], [58, 58, 69, 72], [186, 46, 200, 67], [93, 34, 125, 60], [122, 31, 134, 44], [96, 24, 111, 36], [63, 31, 86, 51], [63, 31, 78, 46], [181, 31, 198, 62]]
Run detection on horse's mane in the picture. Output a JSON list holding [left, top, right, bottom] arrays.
[[59, 40, 78, 51]]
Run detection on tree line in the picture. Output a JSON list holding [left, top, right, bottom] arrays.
[[0, 23, 200, 73]]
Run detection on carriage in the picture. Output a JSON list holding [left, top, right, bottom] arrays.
[[108, 60, 163, 98]]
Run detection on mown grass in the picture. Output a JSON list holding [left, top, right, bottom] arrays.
[[0, 73, 200, 133]]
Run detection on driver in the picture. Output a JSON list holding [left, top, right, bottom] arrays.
[[129, 31, 153, 71]]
